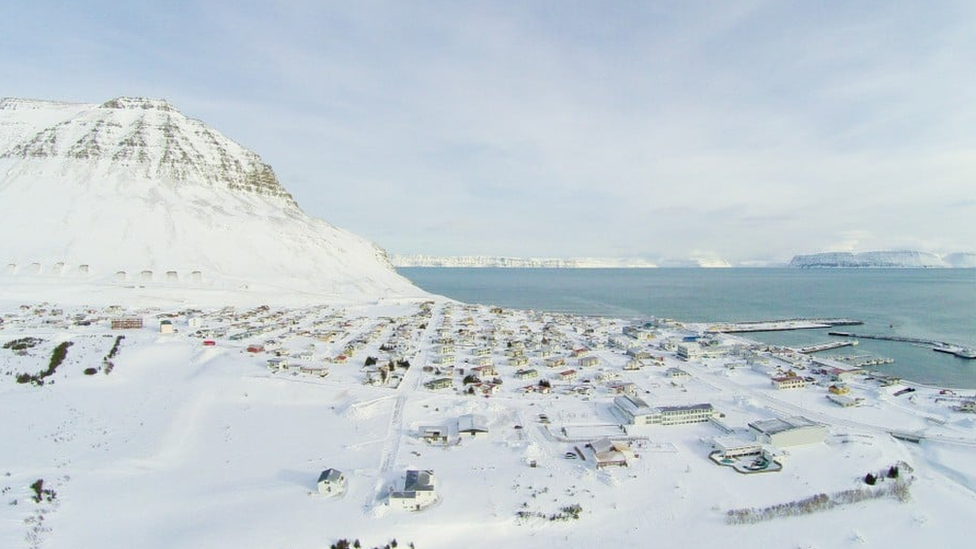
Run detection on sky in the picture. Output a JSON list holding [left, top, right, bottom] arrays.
[[2, 1, 975, 265]]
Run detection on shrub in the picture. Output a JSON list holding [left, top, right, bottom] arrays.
[[83, 368, 98, 376]]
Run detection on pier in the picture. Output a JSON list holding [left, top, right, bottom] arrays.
[[828, 332, 976, 359]]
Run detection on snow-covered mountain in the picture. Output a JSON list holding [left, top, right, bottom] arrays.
[[0, 97, 420, 300], [392, 255, 658, 268], [788, 251, 968, 269]]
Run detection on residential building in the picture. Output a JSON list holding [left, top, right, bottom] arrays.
[[389, 470, 437, 511], [771, 375, 806, 390], [578, 356, 599, 368], [317, 469, 346, 496]]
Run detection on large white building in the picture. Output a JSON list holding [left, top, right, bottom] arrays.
[[749, 416, 826, 447], [613, 396, 717, 426]]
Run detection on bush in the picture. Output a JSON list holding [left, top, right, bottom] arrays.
[[3, 337, 43, 351], [864, 473, 877, 486], [83, 368, 98, 376]]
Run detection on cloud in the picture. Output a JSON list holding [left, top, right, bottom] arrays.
[[4, 1, 976, 262]]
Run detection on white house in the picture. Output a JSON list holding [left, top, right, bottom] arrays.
[[389, 470, 437, 511], [317, 468, 346, 496], [586, 437, 634, 469], [457, 414, 489, 436]]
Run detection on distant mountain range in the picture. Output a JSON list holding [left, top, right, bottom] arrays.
[[394, 251, 975, 269], [392, 255, 658, 268], [788, 251, 975, 269]]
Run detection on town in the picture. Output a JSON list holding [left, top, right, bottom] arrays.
[[1, 298, 974, 547]]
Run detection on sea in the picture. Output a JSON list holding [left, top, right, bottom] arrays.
[[398, 268, 976, 389]]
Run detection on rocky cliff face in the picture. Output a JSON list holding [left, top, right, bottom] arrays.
[[0, 96, 419, 299]]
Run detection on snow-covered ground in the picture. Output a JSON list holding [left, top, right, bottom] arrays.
[[2, 295, 975, 549]]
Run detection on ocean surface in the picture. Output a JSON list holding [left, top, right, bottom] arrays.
[[398, 268, 976, 389]]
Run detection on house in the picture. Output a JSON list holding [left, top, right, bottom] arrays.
[[317, 468, 346, 496], [247, 344, 265, 353], [749, 416, 826, 447], [828, 384, 850, 395], [960, 400, 976, 413], [389, 470, 437, 511], [771, 375, 806, 390], [159, 320, 174, 334], [666, 367, 690, 379], [433, 354, 455, 365], [300, 365, 330, 378], [826, 393, 860, 407], [471, 365, 497, 377], [623, 325, 655, 341], [509, 356, 530, 367], [424, 378, 453, 390], [419, 426, 450, 444], [626, 348, 652, 360], [578, 356, 599, 368], [457, 414, 489, 436], [586, 438, 634, 469], [514, 368, 539, 380], [111, 318, 143, 330], [558, 369, 578, 382], [606, 381, 638, 396], [545, 357, 566, 368]]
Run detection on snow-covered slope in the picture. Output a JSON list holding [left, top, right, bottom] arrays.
[[789, 251, 953, 269], [0, 97, 420, 300], [392, 255, 658, 268]]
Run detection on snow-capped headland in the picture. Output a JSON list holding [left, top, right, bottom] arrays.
[[0, 97, 421, 304], [789, 251, 975, 269]]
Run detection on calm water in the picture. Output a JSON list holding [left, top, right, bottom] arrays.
[[399, 268, 976, 388]]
